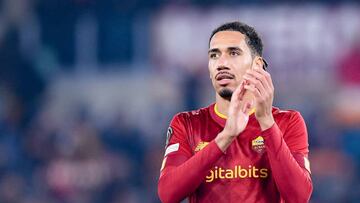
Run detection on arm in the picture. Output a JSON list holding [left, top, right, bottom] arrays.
[[262, 113, 312, 203], [244, 67, 312, 202], [158, 115, 225, 203], [158, 140, 224, 203], [158, 82, 252, 203]]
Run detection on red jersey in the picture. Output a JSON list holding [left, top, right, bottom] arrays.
[[158, 103, 312, 203]]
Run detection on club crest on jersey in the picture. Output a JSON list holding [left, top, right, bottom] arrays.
[[165, 127, 173, 148], [195, 141, 209, 152], [251, 136, 265, 153]]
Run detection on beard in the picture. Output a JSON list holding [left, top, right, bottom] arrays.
[[218, 88, 233, 101]]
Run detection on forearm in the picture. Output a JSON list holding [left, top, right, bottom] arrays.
[[262, 124, 313, 203], [215, 131, 236, 152], [158, 140, 224, 203]]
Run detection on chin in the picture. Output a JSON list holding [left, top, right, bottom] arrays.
[[218, 88, 233, 100], [218, 84, 235, 92]]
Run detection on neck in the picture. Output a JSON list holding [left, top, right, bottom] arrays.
[[215, 91, 254, 117], [215, 94, 230, 117]]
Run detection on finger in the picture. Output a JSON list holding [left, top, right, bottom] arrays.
[[240, 112, 249, 124], [244, 84, 261, 98], [242, 101, 252, 114], [255, 68, 273, 89], [253, 68, 274, 90], [229, 81, 245, 113], [237, 80, 246, 101], [232, 80, 245, 102], [245, 70, 271, 91], [243, 75, 266, 96]]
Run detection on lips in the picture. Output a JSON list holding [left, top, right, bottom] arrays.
[[215, 72, 235, 81], [215, 72, 235, 86]]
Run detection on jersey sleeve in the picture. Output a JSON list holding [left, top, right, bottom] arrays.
[[283, 112, 309, 149], [158, 113, 224, 203], [283, 111, 311, 172], [160, 114, 193, 170], [262, 111, 313, 203]]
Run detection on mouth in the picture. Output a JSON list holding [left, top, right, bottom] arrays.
[[215, 72, 235, 86]]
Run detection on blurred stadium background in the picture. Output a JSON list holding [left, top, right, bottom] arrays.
[[0, 0, 360, 202]]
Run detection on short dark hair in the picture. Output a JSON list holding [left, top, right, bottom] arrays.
[[209, 21, 264, 57]]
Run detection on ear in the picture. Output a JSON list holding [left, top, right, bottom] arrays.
[[252, 56, 264, 70]]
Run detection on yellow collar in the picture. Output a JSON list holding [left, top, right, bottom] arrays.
[[214, 103, 255, 119]]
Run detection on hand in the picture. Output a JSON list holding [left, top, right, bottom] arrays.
[[243, 68, 275, 130], [215, 81, 252, 152], [223, 80, 253, 136]]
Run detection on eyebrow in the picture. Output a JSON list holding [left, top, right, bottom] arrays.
[[208, 48, 220, 54], [228, 47, 243, 52], [208, 47, 243, 54]]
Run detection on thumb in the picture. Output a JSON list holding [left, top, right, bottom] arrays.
[[232, 81, 246, 102], [242, 100, 253, 114]]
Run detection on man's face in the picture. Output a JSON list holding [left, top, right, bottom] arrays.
[[208, 31, 254, 100]]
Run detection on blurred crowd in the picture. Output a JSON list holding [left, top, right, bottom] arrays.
[[0, 0, 360, 203]]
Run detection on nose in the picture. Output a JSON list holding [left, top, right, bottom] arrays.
[[216, 55, 230, 71], [217, 65, 230, 71]]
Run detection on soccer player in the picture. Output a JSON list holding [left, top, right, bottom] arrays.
[[158, 21, 313, 203]]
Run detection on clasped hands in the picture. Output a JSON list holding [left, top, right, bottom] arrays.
[[216, 68, 275, 151]]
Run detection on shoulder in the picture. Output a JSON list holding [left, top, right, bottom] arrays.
[[171, 105, 211, 124], [272, 107, 307, 132], [272, 107, 303, 120]]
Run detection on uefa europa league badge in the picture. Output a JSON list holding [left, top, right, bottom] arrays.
[[251, 136, 265, 153]]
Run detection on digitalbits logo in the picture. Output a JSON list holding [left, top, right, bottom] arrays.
[[205, 165, 268, 183]]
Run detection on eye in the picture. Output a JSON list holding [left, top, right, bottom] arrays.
[[229, 50, 240, 56], [209, 52, 219, 59]]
